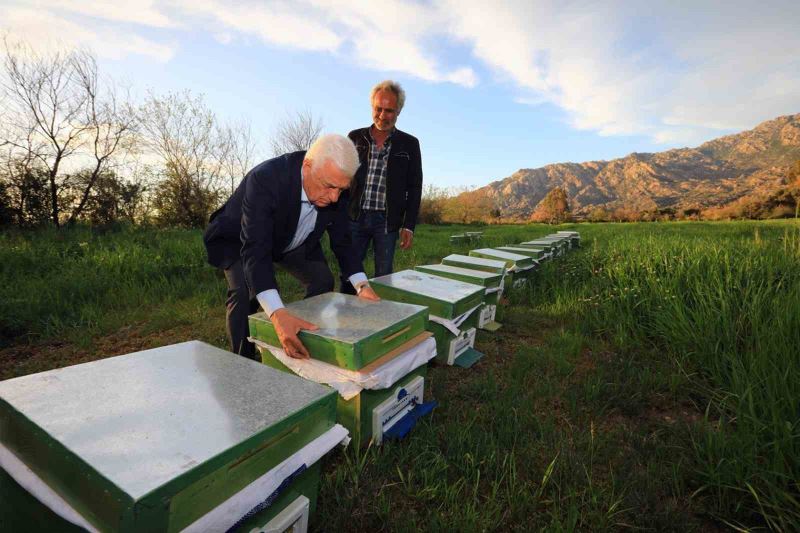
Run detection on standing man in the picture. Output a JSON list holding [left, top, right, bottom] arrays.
[[345, 80, 423, 289], [204, 134, 380, 360]]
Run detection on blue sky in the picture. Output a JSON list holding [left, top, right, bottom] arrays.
[[2, 0, 799, 188]]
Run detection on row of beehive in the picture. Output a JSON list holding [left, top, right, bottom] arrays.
[[0, 231, 579, 532]]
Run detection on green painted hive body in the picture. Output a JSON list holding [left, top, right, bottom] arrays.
[[371, 270, 486, 366], [0, 341, 337, 533], [249, 293, 433, 447], [555, 231, 581, 248], [414, 264, 503, 330], [449, 234, 468, 244], [248, 293, 428, 371], [496, 246, 546, 260], [469, 248, 535, 270], [519, 240, 558, 254], [259, 352, 428, 448], [545, 234, 575, 251], [441, 254, 507, 276]]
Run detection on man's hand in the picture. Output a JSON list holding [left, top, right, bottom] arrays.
[[357, 284, 381, 302], [399, 228, 414, 250], [271, 308, 318, 359]]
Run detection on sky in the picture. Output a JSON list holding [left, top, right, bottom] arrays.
[[2, 0, 799, 189]]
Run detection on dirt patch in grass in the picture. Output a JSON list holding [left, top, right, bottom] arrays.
[[0, 320, 227, 380]]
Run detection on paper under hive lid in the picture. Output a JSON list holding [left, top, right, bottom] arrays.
[[0, 341, 336, 532], [370, 270, 485, 320], [249, 293, 428, 371]]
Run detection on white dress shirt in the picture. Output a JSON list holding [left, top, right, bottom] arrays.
[[256, 173, 368, 316]]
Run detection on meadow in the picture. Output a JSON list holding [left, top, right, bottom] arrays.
[[1, 220, 798, 531]]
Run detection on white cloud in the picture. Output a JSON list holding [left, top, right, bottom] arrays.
[[3, 0, 798, 144], [443, 0, 800, 143], [0, 3, 175, 62]]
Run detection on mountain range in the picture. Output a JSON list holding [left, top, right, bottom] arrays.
[[472, 113, 800, 218]]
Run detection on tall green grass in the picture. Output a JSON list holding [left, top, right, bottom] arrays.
[[530, 221, 800, 529]]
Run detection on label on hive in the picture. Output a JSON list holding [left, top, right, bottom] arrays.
[[371, 376, 425, 446], [448, 327, 477, 365]]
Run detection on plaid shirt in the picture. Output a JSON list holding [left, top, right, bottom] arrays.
[[360, 130, 393, 211]]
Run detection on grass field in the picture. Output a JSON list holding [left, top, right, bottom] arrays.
[[1, 220, 799, 531]]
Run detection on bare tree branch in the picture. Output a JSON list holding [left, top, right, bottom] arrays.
[[270, 110, 324, 156]]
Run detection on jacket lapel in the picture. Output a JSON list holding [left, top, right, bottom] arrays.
[[284, 151, 305, 249]]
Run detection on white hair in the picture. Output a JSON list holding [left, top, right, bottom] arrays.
[[305, 134, 360, 176], [370, 80, 406, 113]]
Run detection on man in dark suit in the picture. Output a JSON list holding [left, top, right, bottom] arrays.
[[204, 134, 380, 360], [345, 80, 423, 290]]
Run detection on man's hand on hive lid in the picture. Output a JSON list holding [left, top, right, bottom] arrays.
[[356, 284, 380, 302], [271, 308, 318, 359]]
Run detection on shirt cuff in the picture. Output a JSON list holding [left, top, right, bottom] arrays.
[[256, 289, 284, 317], [348, 272, 368, 289]]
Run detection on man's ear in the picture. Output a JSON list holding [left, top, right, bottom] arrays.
[[302, 158, 313, 174]]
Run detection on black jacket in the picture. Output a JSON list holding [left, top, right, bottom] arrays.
[[203, 151, 363, 298], [347, 127, 423, 232]]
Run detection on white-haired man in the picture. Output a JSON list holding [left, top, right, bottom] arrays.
[[345, 80, 423, 291], [204, 134, 380, 360]]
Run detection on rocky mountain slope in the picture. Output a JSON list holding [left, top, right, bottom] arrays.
[[475, 113, 800, 217]]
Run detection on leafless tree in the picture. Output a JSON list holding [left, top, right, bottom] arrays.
[[219, 118, 256, 194], [270, 110, 324, 156], [138, 90, 254, 226], [0, 38, 134, 226]]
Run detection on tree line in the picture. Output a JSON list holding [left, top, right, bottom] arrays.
[[0, 39, 321, 229]]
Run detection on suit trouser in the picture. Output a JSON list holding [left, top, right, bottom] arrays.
[[341, 210, 399, 294], [224, 242, 334, 359]]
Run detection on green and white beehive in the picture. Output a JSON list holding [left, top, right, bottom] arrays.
[[495, 245, 547, 261], [518, 240, 559, 257], [414, 263, 504, 331], [469, 248, 537, 289], [532, 236, 568, 255], [249, 293, 434, 447], [370, 270, 486, 368], [0, 341, 338, 533], [441, 253, 507, 277], [551, 232, 580, 249]]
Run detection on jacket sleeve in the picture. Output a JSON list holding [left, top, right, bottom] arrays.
[[327, 190, 364, 279], [402, 136, 423, 231], [240, 165, 279, 298]]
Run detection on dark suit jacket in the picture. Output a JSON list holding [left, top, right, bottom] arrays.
[[347, 127, 423, 232], [203, 151, 363, 298]]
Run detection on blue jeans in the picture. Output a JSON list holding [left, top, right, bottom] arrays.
[[344, 210, 398, 291]]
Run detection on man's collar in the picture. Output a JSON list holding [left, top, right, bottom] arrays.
[[300, 168, 310, 203], [368, 125, 395, 143]]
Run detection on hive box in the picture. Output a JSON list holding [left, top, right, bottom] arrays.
[[468, 248, 537, 289], [449, 234, 468, 245], [370, 270, 486, 368], [555, 231, 581, 248], [249, 293, 428, 372], [531, 236, 568, 256], [465, 231, 483, 243], [496, 246, 547, 261], [249, 294, 435, 447], [519, 240, 559, 257], [542, 235, 571, 253], [414, 264, 503, 331], [441, 254, 507, 277], [0, 341, 337, 533]]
